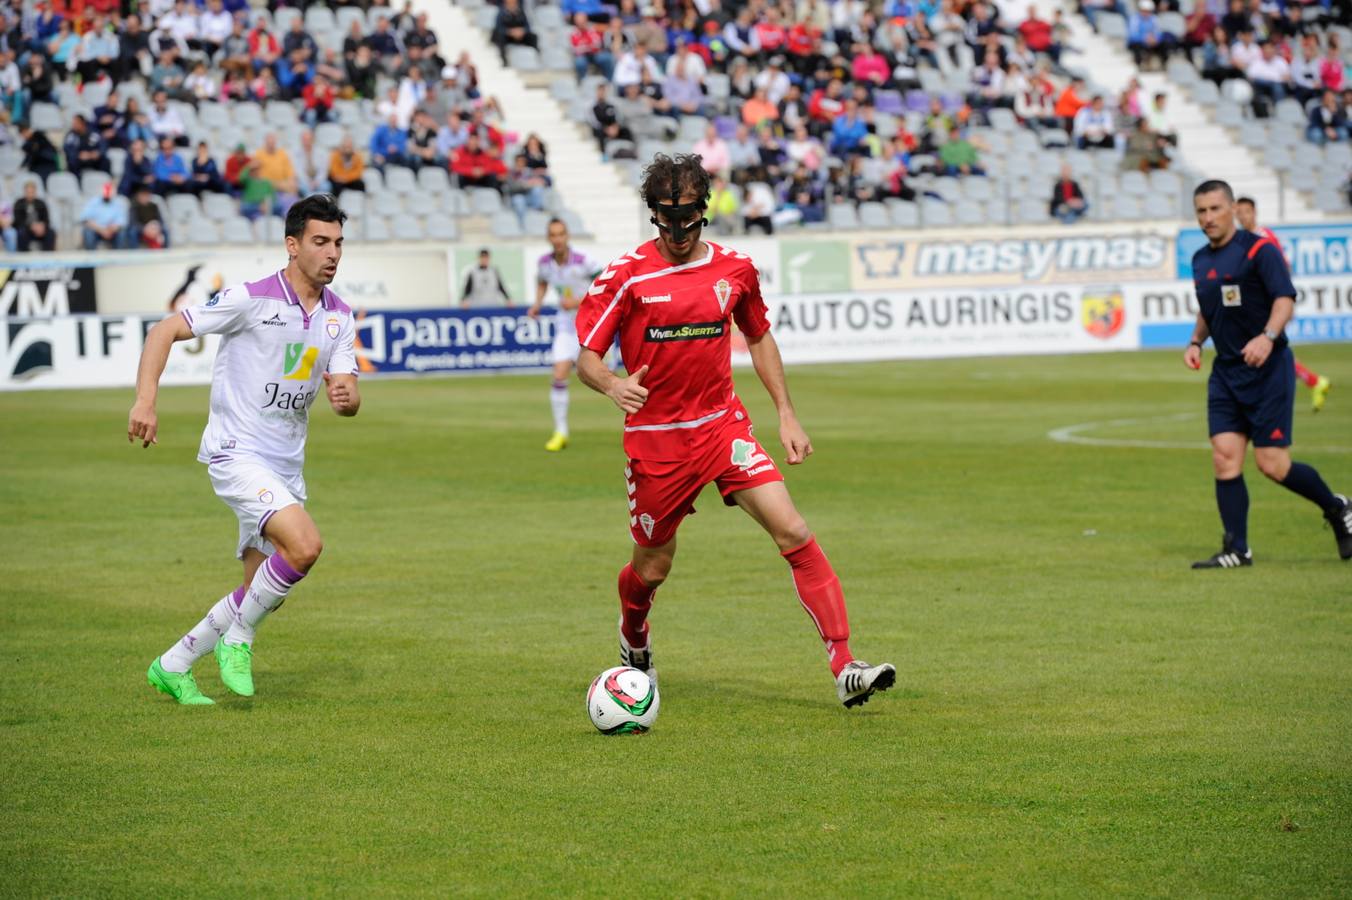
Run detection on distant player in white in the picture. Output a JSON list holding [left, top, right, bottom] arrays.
[[129, 194, 362, 705], [528, 217, 601, 451]]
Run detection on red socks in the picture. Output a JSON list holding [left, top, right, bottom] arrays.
[[782, 537, 854, 676], [617, 563, 655, 648], [1294, 361, 1319, 388]]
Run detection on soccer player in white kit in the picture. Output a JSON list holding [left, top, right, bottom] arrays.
[[129, 194, 362, 705], [528, 217, 602, 451]]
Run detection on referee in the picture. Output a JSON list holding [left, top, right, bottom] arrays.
[[1185, 180, 1351, 568]]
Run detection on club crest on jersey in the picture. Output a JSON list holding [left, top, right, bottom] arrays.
[[282, 342, 318, 380], [639, 513, 655, 539], [326, 316, 340, 339], [1221, 284, 1241, 307], [713, 278, 732, 313]]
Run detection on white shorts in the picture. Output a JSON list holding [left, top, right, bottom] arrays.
[[208, 456, 307, 560], [552, 323, 580, 364]]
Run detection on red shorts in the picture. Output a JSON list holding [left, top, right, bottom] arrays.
[[625, 414, 784, 546]]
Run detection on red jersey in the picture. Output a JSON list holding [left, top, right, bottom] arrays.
[[576, 239, 771, 461]]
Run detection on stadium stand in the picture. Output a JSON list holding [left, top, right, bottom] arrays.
[[457, 0, 1264, 232], [1074, 0, 1352, 214], [0, 0, 588, 251]]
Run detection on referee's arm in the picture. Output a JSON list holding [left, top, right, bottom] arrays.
[[1242, 295, 1294, 368], [1184, 312, 1209, 370]]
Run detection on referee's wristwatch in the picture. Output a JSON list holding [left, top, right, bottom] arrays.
[[1263, 329, 1280, 341]]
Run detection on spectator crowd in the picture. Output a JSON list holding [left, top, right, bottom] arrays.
[[0, 0, 547, 251], [559, 0, 1188, 231]]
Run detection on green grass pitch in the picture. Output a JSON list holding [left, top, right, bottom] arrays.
[[1, 348, 1349, 896]]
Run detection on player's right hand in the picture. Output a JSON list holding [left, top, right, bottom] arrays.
[[1183, 343, 1202, 370], [526, 304, 541, 319], [128, 401, 158, 448], [607, 364, 649, 414]]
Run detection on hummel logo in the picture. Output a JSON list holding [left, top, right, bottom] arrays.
[[260, 313, 285, 327], [641, 294, 672, 304]]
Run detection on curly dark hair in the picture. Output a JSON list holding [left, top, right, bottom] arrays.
[[640, 153, 712, 210]]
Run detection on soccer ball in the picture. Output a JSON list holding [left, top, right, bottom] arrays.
[[586, 666, 659, 734]]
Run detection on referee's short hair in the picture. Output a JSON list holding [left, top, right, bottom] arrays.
[[1193, 179, 1235, 201]]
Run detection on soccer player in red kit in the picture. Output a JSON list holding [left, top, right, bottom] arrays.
[[1235, 196, 1331, 412], [574, 154, 896, 707]]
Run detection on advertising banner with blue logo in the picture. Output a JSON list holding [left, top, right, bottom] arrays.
[[352, 307, 560, 374], [1132, 276, 1352, 349], [1177, 223, 1352, 279]]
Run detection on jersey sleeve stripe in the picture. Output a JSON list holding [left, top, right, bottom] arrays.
[[182, 308, 194, 329], [1246, 237, 1276, 260], [582, 246, 717, 347], [582, 295, 623, 346]]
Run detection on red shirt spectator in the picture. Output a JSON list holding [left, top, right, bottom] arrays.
[[753, 17, 786, 53], [808, 81, 846, 124], [570, 22, 604, 56], [248, 26, 280, 62], [1319, 51, 1344, 91], [786, 22, 818, 57], [302, 78, 335, 113], [1018, 10, 1053, 52], [452, 143, 507, 179]]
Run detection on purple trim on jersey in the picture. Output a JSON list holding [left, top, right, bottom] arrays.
[[181, 308, 194, 328], [267, 552, 306, 586], [321, 287, 351, 313], [208, 454, 231, 464], [244, 272, 292, 303]]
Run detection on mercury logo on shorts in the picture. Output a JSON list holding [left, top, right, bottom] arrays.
[[645, 321, 726, 342]]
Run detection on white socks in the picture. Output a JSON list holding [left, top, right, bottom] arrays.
[[158, 587, 243, 673], [223, 553, 307, 646], [551, 379, 569, 436]]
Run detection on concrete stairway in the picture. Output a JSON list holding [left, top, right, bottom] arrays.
[[998, 0, 1320, 223], [412, 0, 644, 245]]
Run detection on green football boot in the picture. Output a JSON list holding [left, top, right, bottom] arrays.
[[146, 658, 214, 706], [214, 639, 255, 697]]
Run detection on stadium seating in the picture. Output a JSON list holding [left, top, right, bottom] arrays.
[[1078, 0, 1351, 213], [462, 0, 1238, 232], [0, 0, 590, 251]]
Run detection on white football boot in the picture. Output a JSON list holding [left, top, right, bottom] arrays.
[[835, 660, 896, 708]]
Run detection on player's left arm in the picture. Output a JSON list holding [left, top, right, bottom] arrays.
[[1242, 243, 1297, 368], [325, 317, 362, 416], [735, 260, 810, 464], [745, 331, 812, 465]]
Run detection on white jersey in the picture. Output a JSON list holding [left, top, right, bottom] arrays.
[[182, 270, 358, 476], [537, 248, 601, 335]]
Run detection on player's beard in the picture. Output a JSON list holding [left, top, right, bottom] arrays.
[[302, 256, 339, 286]]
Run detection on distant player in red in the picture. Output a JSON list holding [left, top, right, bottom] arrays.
[[574, 153, 896, 707], [1235, 196, 1331, 412]]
